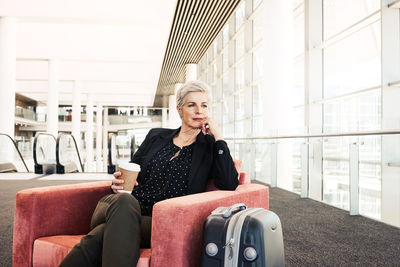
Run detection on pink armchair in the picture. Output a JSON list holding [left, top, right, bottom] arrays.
[[13, 162, 269, 267]]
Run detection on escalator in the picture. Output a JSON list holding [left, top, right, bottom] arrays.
[[56, 133, 84, 174], [34, 132, 84, 174], [33, 133, 57, 174], [107, 133, 137, 174], [0, 133, 30, 173]]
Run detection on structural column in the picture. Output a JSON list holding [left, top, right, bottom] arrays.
[[305, 0, 323, 200], [185, 64, 197, 82], [162, 108, 168, 128], [261, 0, 294, 190], [47, 59, 60, 137], [96, 104, 103, 172], [0, 17, 17, 138], [85, 92, 94, 172], [102, 107, 109, 172], [72, 81, 81, 150], [381, 0, 400, 227], [169, 83, 182, 128], [162, 95, 168, 128]]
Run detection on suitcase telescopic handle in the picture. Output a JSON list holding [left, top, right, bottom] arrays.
[[222, 203, 247, 218]]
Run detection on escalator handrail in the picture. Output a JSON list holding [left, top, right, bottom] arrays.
[[0, 133, 29, 172], [130, 135, 136, 162], [33, 132, 57, 167], [56, 133, 84, 172]]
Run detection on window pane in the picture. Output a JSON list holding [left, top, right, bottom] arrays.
[[235, 89, 251, 121], [292, 141, 302, 195], [213, 79, 223, 102], [323, 91, 381, 218], [324, 22, 380, 98], [212, 62, 217, 82], [235, 61, 245, 91], [222, 95, 235, 124], [207, 47, 213, 64], [253, 13, 263, 45], [293, 0, 304, 8], [323, 136, 351, 211], [223, 123, 234, 138], [293, 59, 304, 106], [213, 102, 223, 127], [235, 119, 252, 138], [293, 9, 304, 56], [253, 116, 263, 137], [253, 85, 263, 116], [235, 2, 245, 30], [253, 50, 263, 80], [223, 51, 229, 72], [323, 0, 380, 39], [253, 0, 262, 10], [359, 135, 381, 219], [223, 73, 233, 95], [292, 108, 304, 132], [235, 30, 245, 60], [207, 69, 212, 85], [223, 24, 230, 46], [324, 91, 381, 133]]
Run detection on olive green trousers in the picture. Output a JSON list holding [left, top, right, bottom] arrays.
[[60, 193, 152, 267]]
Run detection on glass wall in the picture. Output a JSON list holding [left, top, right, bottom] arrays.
[[322, 0, 381, 219], [198, 0, 386, 222], [198, 0, 306, 191]]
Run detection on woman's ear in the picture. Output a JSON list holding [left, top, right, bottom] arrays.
[[176, 105, 183, 118]]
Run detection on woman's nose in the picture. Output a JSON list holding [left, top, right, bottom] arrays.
[[195, 106, 203, 113]]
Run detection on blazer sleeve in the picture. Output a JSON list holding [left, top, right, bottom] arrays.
[[209, 140, 239, 190]]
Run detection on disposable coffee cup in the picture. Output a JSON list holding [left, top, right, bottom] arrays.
[[118, 162, 141, 193]]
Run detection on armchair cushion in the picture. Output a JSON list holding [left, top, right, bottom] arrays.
[[32, 235, 151, 267]]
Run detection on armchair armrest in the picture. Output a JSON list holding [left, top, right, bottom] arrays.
[[13, 181, 111, 267], [150, 183, 269, 267], [239, 171, 251, 184]]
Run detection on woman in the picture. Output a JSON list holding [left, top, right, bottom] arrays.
[[60, 80, 238, 267]]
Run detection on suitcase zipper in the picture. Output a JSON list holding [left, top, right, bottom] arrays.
[[224, 208, 263, 267]]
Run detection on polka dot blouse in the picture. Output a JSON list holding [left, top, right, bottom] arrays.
[[132, 140, 194, 216]]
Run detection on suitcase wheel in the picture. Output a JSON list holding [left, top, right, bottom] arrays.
[[243, 247, 257, 261], [205, 243, 218, 257]]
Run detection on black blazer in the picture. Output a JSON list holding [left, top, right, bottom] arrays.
[[130, 127, 239, 194]]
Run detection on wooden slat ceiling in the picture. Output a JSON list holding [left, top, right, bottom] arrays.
[[153, 0, 242, 107]]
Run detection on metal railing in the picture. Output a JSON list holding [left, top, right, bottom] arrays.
[[33, 133, 57, 174], [56, 133, 84, 173], [225, 129, 400, 140], [107, 133, 136, 174], [15, 106, 38, 121], [108, 114, 162, 125], [0, 133, 29, 172], [225, 129, 400, 218]]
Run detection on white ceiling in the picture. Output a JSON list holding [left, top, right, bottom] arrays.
[[0, 0, 176, 106]]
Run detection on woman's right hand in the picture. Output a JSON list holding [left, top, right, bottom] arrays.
[[111, 171, 139, 194], [111, 172, 124, 193]]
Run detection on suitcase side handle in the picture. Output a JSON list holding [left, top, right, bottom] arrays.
[[211, 203, 247, 218]]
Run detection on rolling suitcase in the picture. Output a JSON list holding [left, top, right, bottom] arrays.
[[201, 203, 285, 267]]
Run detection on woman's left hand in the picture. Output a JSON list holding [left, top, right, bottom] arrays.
[[201, 117, 223, 141]]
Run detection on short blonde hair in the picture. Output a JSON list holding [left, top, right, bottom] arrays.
[[176, 80, 211, 108]]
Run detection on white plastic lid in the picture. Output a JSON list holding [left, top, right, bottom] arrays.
[[119, 162, 141, 172]]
